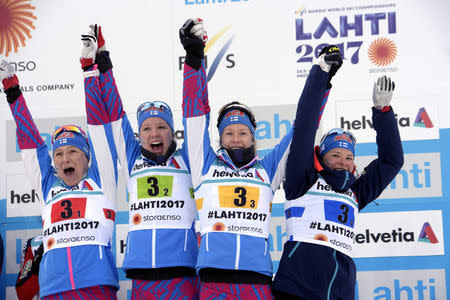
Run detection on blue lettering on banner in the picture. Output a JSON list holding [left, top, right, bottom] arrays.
[[324, 199, 355, 228], [255, 114, 293, 140], [372, 278, 436, 300], [268, 224, 286, 252], [390, 162, 431, 189], [295, 11, 397, 65]]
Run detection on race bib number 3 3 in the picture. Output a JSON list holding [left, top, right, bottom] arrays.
[[51, 198, 87, 223], [137, 175, 174, 199], [219, 186, 259, 209]]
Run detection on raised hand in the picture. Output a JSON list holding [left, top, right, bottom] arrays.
[[89, 24, 106, 52], [372, 75, 395, 109], [0, 59, 19, 92], [317, 45, 343, 77], [80, 27, 98, 70], [0, 59, 15, 82], [180, 18, 208, 48]]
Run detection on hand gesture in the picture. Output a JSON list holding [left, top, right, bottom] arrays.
[[317, 45, 343, 77], [80, 26, 98, 69], [179, 18, 208, 56], [89, 24, 106, 52], [0, 60, 15, 82], [81, 27, 98, 58], [372, 75, 395, 108]]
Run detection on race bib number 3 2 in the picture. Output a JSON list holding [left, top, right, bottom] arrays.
[[218, 186, 259, 209], [137, 175, 174, 199]]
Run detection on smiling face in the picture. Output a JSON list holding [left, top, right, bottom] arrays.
[[220, 124, 253, 150], [53, 145, 89, 187], [139, 117, 173, 156], [322, 148, 355, 173]]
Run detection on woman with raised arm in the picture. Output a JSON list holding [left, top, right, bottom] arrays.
[[80, 25, 199, 299], [179, 18, 342, 299], [1, 57, 119, 299], [273, 76, 404, 299]]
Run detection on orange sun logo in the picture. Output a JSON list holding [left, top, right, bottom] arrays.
[[133, 214, 142, 225], [368, 37, 398, 66], [47, 237, 55, 249], [213, 222, 226, 231], [314, 234, 328, 242], [0, 0, 36, 56]]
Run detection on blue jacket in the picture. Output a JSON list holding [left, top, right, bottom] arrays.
[[91, 54, 198, 275], [182, 61, 330, 278], [7, 73, 119, 297]]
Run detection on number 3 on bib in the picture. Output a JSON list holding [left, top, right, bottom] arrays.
[[218, 186, 260, 209], [137, 175, 174, 198]]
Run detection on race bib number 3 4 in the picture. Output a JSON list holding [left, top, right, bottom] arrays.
[[137, 175, 174, 199], [218, 186, 259, 209]]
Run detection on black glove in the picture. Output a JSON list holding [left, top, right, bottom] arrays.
[[314, 146, 356, 192], [318, 45, 343, 88], [179, 18, 208, 70]]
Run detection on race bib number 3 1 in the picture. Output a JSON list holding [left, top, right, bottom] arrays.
[[137, 175, 174, 199], [218, 186, 259, 209], [51, 198, 87, 223]]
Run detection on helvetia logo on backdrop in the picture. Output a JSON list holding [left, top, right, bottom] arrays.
[[0, 0, 36, 56], [179, 25, 236, 82], [414, 107, 434, 128], [418, 222, 438, 244]]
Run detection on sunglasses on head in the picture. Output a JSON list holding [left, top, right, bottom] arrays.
[[137, 101, 172, 117], [320, 128, 356, 145], [52, 125, 88, 144]]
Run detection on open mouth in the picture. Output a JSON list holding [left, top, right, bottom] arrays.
[[63, 167, 75, 176], [150, 142, 164, 152]]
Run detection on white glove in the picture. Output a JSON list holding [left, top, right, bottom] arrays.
[[81, 28, 98, 59], [372, 75, 395, 108], [89, 24, 106, 52], [0, 60, 15, 82]]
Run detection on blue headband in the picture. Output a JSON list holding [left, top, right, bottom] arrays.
[[218, 109, 255, 136], [52, 131, 90, 160], [137, 102, 174, 133], [319, 132, 355, 157]]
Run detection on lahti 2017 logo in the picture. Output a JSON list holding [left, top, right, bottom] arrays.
[[0, 0, 36, 56]]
